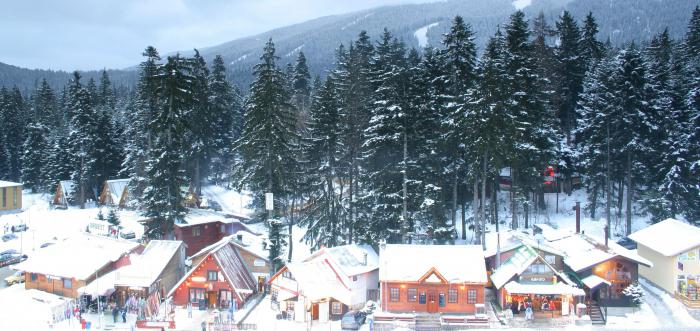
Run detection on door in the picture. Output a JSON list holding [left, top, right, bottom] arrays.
[[427, 291, 438, 313], [207, 291, 217, 308], [312, 303, 320, 320]]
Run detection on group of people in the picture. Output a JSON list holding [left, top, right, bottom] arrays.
[[509, 296, 558, 320]]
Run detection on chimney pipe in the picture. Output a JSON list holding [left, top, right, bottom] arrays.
[[604, 225, 609, 248], [574, 201, 581, 234], [363, 252, 368, 266]]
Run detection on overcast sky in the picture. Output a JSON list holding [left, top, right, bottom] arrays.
[[0, 0, 435, 71]]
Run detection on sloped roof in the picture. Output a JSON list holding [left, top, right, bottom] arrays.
[[59, 180, 74, 196], [286, 259, 353, 306], [115, 240, 183, 288], [105, 179, 130, 204], [305, 244, 379, 277], [581, 274, 611, 289], [379, 244, 487, 284], [490, 245, 539, 289], [629, 218, 700, 257], [169, 237, 257, 300], [13, 234, 139, 280], [484, 230, 565, 258], [0, 180, 21, 188]]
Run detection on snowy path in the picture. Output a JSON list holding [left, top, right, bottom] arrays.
[[201, 185, 252, 217], [639, 278, 700, 328], [414, 22, 439, 48]]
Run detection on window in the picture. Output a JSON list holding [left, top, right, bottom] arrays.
[[192, 226, 201, 237], [390, 288, 399, 302], [448, 289, 458, 303], [352, 275, 358, 282], [468, 289, 477, 304], [208, 270, 218, 281], [12, 188, 17, 208], [407, 288, 417, 302], [63, 278, 72, 289], [2, 188, 5, 207], [438, 293, 445, 307], [544, 254, 556, 264], [189, 288, 205, 303], [419, 292, 426, 304], [30, 273, 37, 282], [331, 301, 342, 315]]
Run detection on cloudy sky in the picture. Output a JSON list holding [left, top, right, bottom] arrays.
[[0, 0, 435, 71]]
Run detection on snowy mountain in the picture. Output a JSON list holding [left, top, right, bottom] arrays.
[[1, 0, 699, 91]]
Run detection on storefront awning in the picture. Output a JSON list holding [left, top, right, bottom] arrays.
[[581, 274, 610, 290], [78, 269, 119, 297], [504, 281, 585, 296]]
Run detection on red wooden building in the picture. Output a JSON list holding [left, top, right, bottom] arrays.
[[378, 244, 487, 315], [168, 236, 267, 309], [173, 216, 257, 257]]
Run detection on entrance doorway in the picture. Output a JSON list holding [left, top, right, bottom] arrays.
[[258, 276, 266, 293], [207, 291, 217, 308], [427, 291, 438, 313], [312, 303, 320, 320]]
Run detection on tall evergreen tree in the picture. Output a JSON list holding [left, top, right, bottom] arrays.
[[208, 55, 243, 182], [555, 11, 585, 138]]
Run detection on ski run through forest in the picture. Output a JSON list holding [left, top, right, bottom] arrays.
[[1, 8, 700, 273]]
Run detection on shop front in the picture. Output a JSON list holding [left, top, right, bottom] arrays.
[[501, 282, 584, 318]]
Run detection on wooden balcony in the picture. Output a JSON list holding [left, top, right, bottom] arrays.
[[674, 292, 700, 309]]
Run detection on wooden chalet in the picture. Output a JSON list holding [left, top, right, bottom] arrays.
[[173, 215, 257, 257], [379, 244, 487, 316], [52, 180, 75, 209], [99, 178, 130, 208], [269, 244, 379, 322], [0, 180, 22, 211], [168, 235, 269, 309], [113, 240, 186, 308], [12, 234, 141, 298]]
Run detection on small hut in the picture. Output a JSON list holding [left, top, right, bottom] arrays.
[[99, 179, 131, 208], [52, 180, 75, 209]]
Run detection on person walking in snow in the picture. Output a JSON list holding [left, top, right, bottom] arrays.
[[112, 305, 119, 323], [187, 302, 193, 318], [121, 306, 127, 323]]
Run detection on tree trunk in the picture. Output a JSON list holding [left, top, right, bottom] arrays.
[[473, 179, 480, 244], [194, 159, 201, 197], [402, 130, 408, 242], [461, 195, 466, 240], [480, 156, 487, 248], [348, 159, 355, 244], [452, 172, 458, 237], [288, 196, 295, 262], [626, 152, 633, 236], [617, 179, 624, 222], [524, 192, 530, 229], [590, 184, 598, 220], [511, 167, 517, 230]]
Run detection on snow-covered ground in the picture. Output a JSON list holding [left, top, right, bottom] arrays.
[[201, 185, 253, 218], [414, 22, 439, 48]]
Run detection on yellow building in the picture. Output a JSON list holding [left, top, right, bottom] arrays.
[[629, 218, 700, 308], [0, 181, 22, 211]]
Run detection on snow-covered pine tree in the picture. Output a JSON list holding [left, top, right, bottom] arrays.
[[67, 72, 99, 208], [555, 11, 584, 139], [142, 54, 193, 238], [1, 87, 26, 182], [0, 127, 9, 180], [292, 51, 312, 131], [299, 76, 344, 249], [682, 7, 700, 224], [503, 11, 558, 229], [208, 55, 242, 183], [622, 282, 644, 307], [359, 29, 413, 244], [339, 31, 375, 244], [580, 12, 605, 67], [123, 46, 161, 205], [233, 39, 297, 270], [441, 16, 477, 234], [93, 71, 124, 187], [184, 50, 211, 196], [107, 208, 120, 226], [21, 122, 50, 192]]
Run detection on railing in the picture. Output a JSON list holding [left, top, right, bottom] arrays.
[[674, 292, 700, 308]]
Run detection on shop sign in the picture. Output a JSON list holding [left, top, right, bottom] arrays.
[[679, 250, 698, 261]]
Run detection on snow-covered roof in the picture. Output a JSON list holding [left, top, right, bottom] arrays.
[[581, 274, 611, 289], [114, 240, 183, 288], [78, 269, 119, 297], [176, 208, 251, 227], [104, 179, 130, 204], [379, 244, 487, 284], [490, 245, 539, 289], [483, 230, 565, 258], [286, 260, 352, 306], [0, 180, 21, 188], [169, 237, 257, 300], [628, 218, 700, 257], [543, 230, 652, 272], [59, 180, 74, 196], [305, 244, 378, 277], [504, 281, 585, 296], [534, 223, 571, 242], [13, 234, 139, 280]]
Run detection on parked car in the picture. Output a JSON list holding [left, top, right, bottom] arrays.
[[0, 253, 25, 267], [0, 249, 19, 256], [1, 233, 17, 242], [209, 200, 223, 212], [617, 237, 637, 250], [5, 271, 24, 285], [11, 224, 27, 232], [341, 311, 366, 330], [40, 242, 55, 248], [120, 231, 136, 240]]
